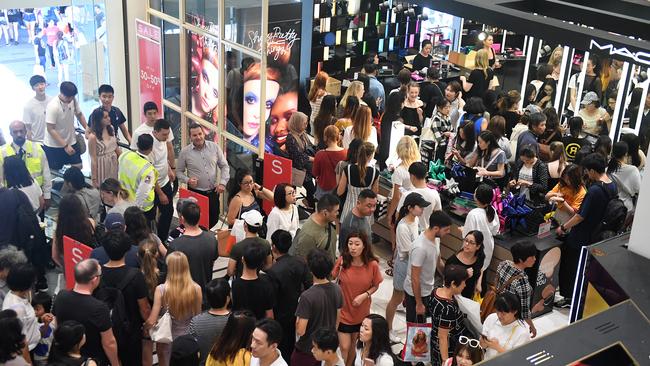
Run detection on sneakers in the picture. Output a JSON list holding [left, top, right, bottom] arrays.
[[554, 298, 571, 309], [389, 330, 402, 344]]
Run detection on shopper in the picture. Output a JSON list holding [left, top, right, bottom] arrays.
[[331, 232, 382, 365], [460, 49, 494, 101], [541, 108, 562, 145], [168, 201, 218, 292], [547, 141, 567, 188], [607, 142, 640, 212], [47, 320, 98, 366], [139, 238, 163, 366], [338, 189, 377, 252], [293, 249, 343, 366], [231, 243, 276, 320], [43, 81, 88, 170], [545, 164, 586, 225], [467, 131, 507, 182], [486, 115, 512, 160], [395, 162, 443, 230], [311, 328, 344, 366], [52, 259, 119, 365], [496, 90, 521, 138], [355, 314, 394, 366], [510, 146, 550, 205], [62, 166, 102, 222], [97, 84, 132, 144], [23, 75, 52, 143], [443, 342, 484, 366], [385, 193, 429, 339], [54, 31, 71, 86], [2, 264, 40, 354], [399, 82, 424, 137], [313, 125, 347, 200], [335, 96, 359, 132], [343, 105, 377, 149], [363, 63, 386, 112], [515, 112, 546, 158], [226, 169, 273, 227], [446, 121, 476, 165], [52, 195, 96, 271], [189, 279, 231, 366], [266, 230, 312, 362], [339, 81, 366, 118], [266, 183, 299, 239], [204, 311, 254, 366], [337, 142, 379, 223], [620, 133, 646, 170], [403, 211, 452, 322], [460, 97, 488, 136], [0, 247, 27, 304], [377, 91, 405, 169], [0, 309, 31, 365], [420, 67, 446, 117], [228, 210, 272, 278], [286, 111, 317, 207], [309, 71, 330, 130], [88, 107, 119, 188], [412, 39, 433, 71], [578, 92, 610, 136], [428, 264, 470, 366], [146, 119, 176, 241], [535, 78, 556, 109], [250, 318, 287, 366], [290, 194, 339, 261], [2, 156, 43, 212], [562, 116, 590, 162], [145, 252, 202, 366], [495, 242, 538, 338], [445, 81, 465, 128], [100, 178, 133, 215], [431, 98, 454, 161], [480, 292, 531, 359], [387, 136, 420, 226], [177, 123, 230, 229], [446, 231, 485, 298], [313, 95, 338, 150]]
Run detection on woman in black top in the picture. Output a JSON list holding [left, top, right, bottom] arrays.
[[496, 90, 522, 138], [400, 82, 424, 136], [411, 39, 433, 71], [478, 34, 501, 69], [48, 321, 98, 366], [313, 95, 338, 150], [286, 111, 317, 206], [420, 67, 446, 117], [460, 49, 494, 101], [446, 231, 485, 299]]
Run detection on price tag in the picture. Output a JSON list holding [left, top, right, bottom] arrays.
[[537, 220, 552, 239]]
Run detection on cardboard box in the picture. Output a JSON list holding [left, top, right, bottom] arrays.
[[311, 77, 342, 96], [448, 50, 476, 69]]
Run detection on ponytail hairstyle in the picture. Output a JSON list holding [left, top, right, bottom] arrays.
[[549, 141, 566, 176], [100, 178, 131, 201], [474, 184, 496, 223], [138, 238, 160, 299], [607, 141, 628, 174], [356, 142, 376, 182], [397, 68, 412, 94], [497, 90, 521, 113], [568, 116, 584, 137], [594, 135, 612, 159]]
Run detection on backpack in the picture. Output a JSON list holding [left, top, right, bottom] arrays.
[[591, 182, 627, 243], [480, 274, 523, 322], [94, 267, 138, 346], [12, 189, 47, 263]]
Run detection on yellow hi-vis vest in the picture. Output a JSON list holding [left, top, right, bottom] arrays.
[[0, 141, 45, 186], [118, 150, 157, 212]]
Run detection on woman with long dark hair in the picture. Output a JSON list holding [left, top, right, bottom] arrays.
[[2, 155, 42, 212], [205, 310, 256, 366], [48, 320, 98, 366], [607, 142, 641, 212], [335, 95, 360, 132], [535, 78, 556, 109], [331, 232, 382, 365], [487, 116, 512, 161], [447, 121, 476, 165], [266, 183, 299, 239], [52, 195, 96, 270], [620, 133, 645, 170], [62, 167, 102, 222], [378, 91, 405, 169], [88, 107, 119, 188], [226, 169, 273, 226], [446, 231, 485, 298], [496, 90, 521, 137], [286, 111, 317, 207], [355, 314, 394, 366], [467, 131, 506, 181], [541, 107, 562, 145], [461, 184, 500, 294], [461, 97, 488, 137], [313, 95, 338, 150]]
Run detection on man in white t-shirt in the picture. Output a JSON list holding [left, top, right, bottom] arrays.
[[396, 161, 442, 230], [132, 106, 176, 241], [403, 211, 451, 323], [43, 81, 89, 170], [251, 318, 289, 366], [23, 75, 52, 143]]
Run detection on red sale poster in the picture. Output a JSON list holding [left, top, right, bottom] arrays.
[[262, 153, 292, 213], [63, 236, 93, 290], [179, 188, 210, 229], [136, 19, 163, 123]]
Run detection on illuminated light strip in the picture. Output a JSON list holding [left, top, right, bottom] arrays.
[[574, 51, 589, 111], [558, 48, 576, 115], [634, 72, 649, 136], [314, 4, 320, 19], [502, 30, 507, 50], [457, 18, 464, 52], [357, 28, 363, 42], [554, 46, 571, 111], [535, 39, 543, 65], [519, 36, 535, 109], [610, 61, 630, 142], [569, 246, 590, 323], [345, 57, 351, 71]]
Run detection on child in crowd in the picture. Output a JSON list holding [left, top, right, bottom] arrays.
[[32, 291, 55, 365]]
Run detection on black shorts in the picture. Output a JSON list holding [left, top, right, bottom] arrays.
[[337, 322, 361, 334], [43, 143, 82, 170]]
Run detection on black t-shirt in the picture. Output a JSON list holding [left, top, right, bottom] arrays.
[[231, 274, 275, 319], [168, 230, 218, 291], [445, 254, 484, 299], [228, 237, 271, 278], [53, 290, 112, 362], [465, 68, 495, 101], [294, 282, 343, 353], [100, 265, 149, 328], [412, 53, 432, 71], [420, 81, 446, 117], [569, 181, 618, 246], [562, 136, 590, 161]]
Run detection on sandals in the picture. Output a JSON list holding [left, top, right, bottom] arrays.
[[385, 268, 393, 277], [387, 259, 394, 268]]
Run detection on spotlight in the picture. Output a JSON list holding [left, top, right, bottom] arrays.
[[417, 14, 429, 21], [478, 32, 487, 41], [379, 1, 389, 9], [405, 8, 416, 18]]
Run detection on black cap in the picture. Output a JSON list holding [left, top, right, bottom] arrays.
[[29, 75, 46, 88], [403, 192, 431, 208]]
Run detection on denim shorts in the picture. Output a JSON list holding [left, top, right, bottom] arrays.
[[393, 255, 408, 291]]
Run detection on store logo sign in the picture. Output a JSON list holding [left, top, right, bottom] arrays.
[[589, 40, 650, 66]]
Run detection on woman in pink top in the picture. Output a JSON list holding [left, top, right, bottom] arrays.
[[44, 19, 59, 67], [332, 231, 383, 366]]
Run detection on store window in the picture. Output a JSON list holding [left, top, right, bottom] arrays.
[[149, 0, 179, 18], [163, 106, 182, 155], [224, 0, 262, 49], [186, 0, 218, 28], [150, 16, 181, 106]]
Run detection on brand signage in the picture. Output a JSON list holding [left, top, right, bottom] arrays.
[[589, 40, 650, 66]]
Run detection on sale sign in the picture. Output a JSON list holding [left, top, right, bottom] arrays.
[[63, 236, 93, 290], [179, 188, 210, 229], [262, 153, 292, 213], [136, 19, 163, 123]]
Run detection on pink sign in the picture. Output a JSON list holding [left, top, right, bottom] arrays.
[[136, 19, 163, 123], [178, 188, 210, 229], [262, 153, 292, 214]]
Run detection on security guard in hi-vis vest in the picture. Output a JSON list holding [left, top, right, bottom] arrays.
[[0, 120, 52, 208], [118, 134, 158, 220]]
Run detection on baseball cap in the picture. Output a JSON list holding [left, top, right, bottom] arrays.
[[29, 75, 46, 88], [524, 104, 542, 114], [402, 192, 431, 208], [241, 210, 264, 227], [581, 91, 599, 105], [104, 213, 126, 231]]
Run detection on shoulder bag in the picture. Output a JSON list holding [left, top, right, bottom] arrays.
[[149, 286, 173, 343], [480, 273, 524, 322]]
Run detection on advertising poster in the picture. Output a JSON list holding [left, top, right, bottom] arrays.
[[63, 236, 93, 290], [262, 153, 292, 213], [187, 4, 302, 157], [136, 19, 163, 124], [179, 188, 211, 229]]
